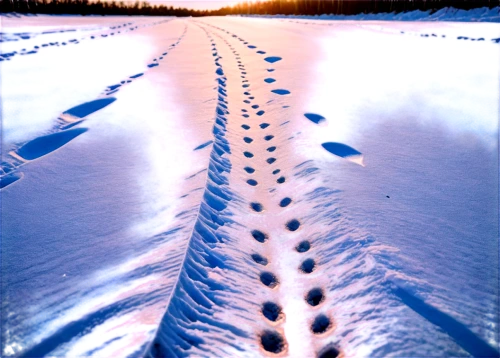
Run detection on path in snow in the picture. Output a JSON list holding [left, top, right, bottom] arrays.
[[1, 15, 499, 358]]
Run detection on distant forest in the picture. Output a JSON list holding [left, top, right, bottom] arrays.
[[1, 0, 499, 16]]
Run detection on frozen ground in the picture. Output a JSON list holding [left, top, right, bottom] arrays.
[[1, 13, 499, 358]]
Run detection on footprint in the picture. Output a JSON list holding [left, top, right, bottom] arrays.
[[306, 288, 325, 306], [311, 314, 332, 334], [251, 105, 259, 109], [194, 140, 213, 151], [0, 172, 23, 189], [257, 51, 266, 54], [243, 137, 253, 143], [262, 302, 283, 322], [260, 123, 270, 129], [260, 272, 279, 288], [267, 69, 275, 72], [264, 78, 276, 83], [252, 253, 268, 265], [15, 128, 88, 161], [129, 73, 144, 79], [271, 89, 290, 95], [250, 202, 264, 212], [242, 124, 250, 130], [276, 176, 285, 184], [264, 135, 274, 141], [251, 230, 268, 243], [244, 151, 254, 158], [304, 113, 326, 125], [267, 158, 276, 164], [244, 167, 255, 174], [300, 258, 316, 274], [264, 56, 282, 63], [318, 344, 341, 358], [248, 45, 257, 48], [279, 197, 292, 207], [256, 110, 265, 116], [247, 179, 258, 186], [267, 146, 276, 152], [272, 169, 281, 175], [61, 98, 116, 121], [260, 330, 286, 354], [295, 240, 310, 252], [321, 142, 364, 166], [286, 219, 300, 231]]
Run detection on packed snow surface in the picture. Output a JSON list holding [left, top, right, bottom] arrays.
[[1, 12, 499, 358]]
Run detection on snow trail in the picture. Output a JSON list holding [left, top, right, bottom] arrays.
[[1, 14, 498, 358]]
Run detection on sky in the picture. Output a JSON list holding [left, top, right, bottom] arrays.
[[146, 0, 247, 10]]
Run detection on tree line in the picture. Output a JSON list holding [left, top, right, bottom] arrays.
[[1, 0, 499, 17]]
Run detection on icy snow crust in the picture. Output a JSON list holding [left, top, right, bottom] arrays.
[[1, 13, 499, 358]]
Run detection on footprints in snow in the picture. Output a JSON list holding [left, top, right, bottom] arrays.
[[302, 113, 364, 166], [15, 128, 88, 161], [0, 20, 170, 62], [1, 27, 188, 189], [201, 23, 339, 357], [60, 98, 116, 121], [321, 142, 364, 166]]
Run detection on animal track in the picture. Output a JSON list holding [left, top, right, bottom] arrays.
[[250, 202, 264, 212], [16, 128, 88, 161], [286, 219, 301, 231], [251, 230, 268, 243], [300, 258, 316, 274], [321, 142, 364, 166], [306, 288, 325, 306], [277, 176, 286, 184], [318, 344, 341, 358], [60, 98, 116, 121], [260, 272, 279, 288], [271, 89, 291, 95], [296, 240, 310, 252], [304, 113, 326, 124], [279, 197, 292, 207], [311, 314, 332, 334], [260, 330, 286, 353], [252, 253, 268, 266], [262, 302, 283, 322], [247, 179, 258, 186], [264, 56, 282, 63]]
